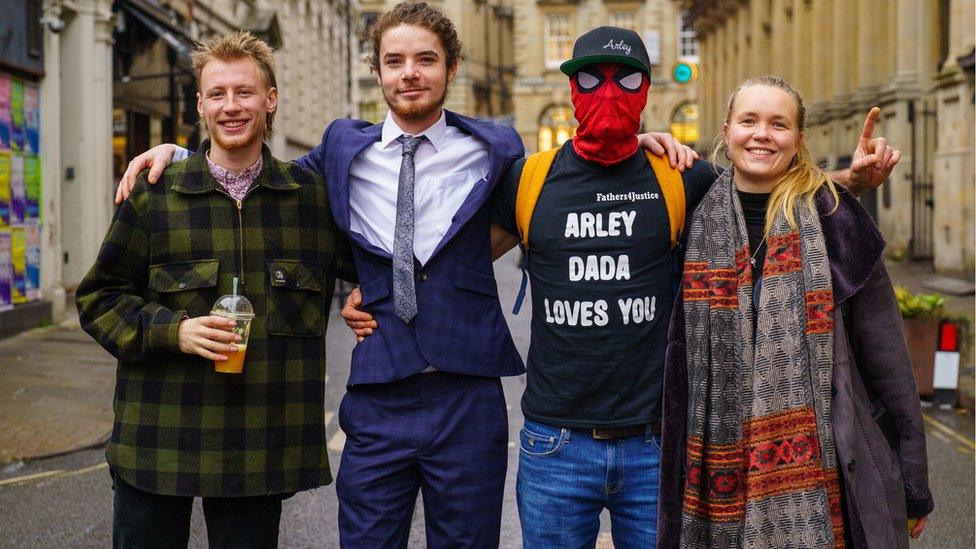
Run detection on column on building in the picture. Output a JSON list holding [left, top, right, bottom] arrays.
[[59, 0, 114, 291], [931, 0, 976, 271]]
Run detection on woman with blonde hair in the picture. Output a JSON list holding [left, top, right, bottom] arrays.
[[656, 76, 933, 548]]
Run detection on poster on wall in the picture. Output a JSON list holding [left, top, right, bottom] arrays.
[[10, 79, 24, 152], [0, 230, 11, 311], [0, 74, 9, 150], [24, 84, 39, 155], [11, 225, 25, 305], [24, 155, 39, 220], [0, 151, 9, 226], [25, 221, 39, 301], [9, 154, 24, 225]]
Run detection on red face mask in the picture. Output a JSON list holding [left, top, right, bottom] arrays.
[[570, 63, 650, 166]]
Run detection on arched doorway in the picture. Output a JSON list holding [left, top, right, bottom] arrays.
[[537, 105, 577, 152], [669, 102, 700, 145]]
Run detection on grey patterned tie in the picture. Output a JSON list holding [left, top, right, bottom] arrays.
[[392, 135, 425, 323]]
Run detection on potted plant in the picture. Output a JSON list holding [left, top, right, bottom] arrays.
[[895, 286, 946, 398]]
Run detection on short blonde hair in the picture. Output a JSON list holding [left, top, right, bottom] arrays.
[[192, 31, 277, 138]]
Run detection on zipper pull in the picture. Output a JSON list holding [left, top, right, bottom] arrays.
[[236, 199, 243, 210]]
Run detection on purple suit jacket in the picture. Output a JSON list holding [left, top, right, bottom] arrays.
[[296, 112, 526, 385]]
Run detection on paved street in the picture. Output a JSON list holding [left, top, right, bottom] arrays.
[[0, 251, 973, 547]]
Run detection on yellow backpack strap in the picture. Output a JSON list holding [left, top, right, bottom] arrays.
[[645, 151, 686, 249], [515, 147, 560, 248]]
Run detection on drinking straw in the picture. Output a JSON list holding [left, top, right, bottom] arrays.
[[231, 277, 239, 314]]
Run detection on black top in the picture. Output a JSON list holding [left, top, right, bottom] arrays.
[[737, 189, 771, 282], [492, 143, 715, 429]]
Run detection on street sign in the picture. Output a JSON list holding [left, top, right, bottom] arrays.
[[672, 62, 698, 84]]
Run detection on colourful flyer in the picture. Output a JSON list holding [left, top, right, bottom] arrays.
[[9, 154, 24, 225], [25, 221, 39, 301], [24, 155, 40, 220], [0, 230, 11, 311], [0, 74, 9, 150], [24, 84, 39, 155], [10, 79, 24, 152], [11, 225, 25, 304], [0, 151, 9, 226]]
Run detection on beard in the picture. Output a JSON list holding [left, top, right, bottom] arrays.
[[384, 86, 449, 122], [203, 115, 267, 153]]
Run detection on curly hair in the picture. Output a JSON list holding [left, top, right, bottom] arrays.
[[191, 31, 277, 138], [366, 2, 463, 74]]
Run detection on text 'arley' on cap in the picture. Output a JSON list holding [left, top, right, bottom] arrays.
[[559, 26, 652, 77]]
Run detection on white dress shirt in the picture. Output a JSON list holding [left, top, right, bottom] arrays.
[[348, 111, 489, 264]]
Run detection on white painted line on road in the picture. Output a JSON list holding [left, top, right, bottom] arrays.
[[0, 462, 107, 488], [923, 413, 976, 450]]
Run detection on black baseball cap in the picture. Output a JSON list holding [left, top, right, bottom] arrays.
[[559, 26, 652, 77]]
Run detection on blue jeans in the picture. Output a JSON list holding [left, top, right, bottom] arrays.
[[516, 419, 662, 549]]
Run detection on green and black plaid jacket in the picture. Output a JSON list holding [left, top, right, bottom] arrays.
[[76, 141, 355, 497]]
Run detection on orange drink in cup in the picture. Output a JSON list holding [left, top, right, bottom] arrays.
[[211, 293, 254, 374]]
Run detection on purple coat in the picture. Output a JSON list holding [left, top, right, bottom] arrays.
[[657, 189, 934, 548]]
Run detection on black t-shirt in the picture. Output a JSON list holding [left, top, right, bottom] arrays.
[[492, 143, 715, 429]]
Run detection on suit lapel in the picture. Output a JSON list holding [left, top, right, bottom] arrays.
[[428, 113, 508, 260]]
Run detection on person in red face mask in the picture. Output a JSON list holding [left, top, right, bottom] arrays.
[[486, 26, 723, 548]]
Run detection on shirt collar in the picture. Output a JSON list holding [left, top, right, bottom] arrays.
[[380, 110, 448, 152]]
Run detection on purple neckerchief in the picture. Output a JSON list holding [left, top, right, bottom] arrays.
[[206, 151, 263, 202]]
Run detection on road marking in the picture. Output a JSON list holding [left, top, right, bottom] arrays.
[[0, 462, 108, 488], [923, 413, 975, 450]]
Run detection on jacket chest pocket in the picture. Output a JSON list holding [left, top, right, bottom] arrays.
[[266, 259, 325, 337], [148, 259, 219, 316]]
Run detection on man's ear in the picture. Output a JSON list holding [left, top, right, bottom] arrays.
[[447, 61, 459, 83], [267, 87, 278, 113], [196, 92, 204, 118]]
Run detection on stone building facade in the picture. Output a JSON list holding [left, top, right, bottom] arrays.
[[20, 0, 357, 333], [686, 0, 975, 273], [512, 0, 702, 154], [356, 0, 516, 123]]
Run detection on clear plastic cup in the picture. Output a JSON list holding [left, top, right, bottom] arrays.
[[211, 294, 255, 374]]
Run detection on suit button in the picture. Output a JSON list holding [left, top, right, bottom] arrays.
[[847, 459, 856, 472], [417, 273, 429, 282], [178, 281, 187, 289]]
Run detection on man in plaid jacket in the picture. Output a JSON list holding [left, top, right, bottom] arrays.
[[76, 32, 353, 548]]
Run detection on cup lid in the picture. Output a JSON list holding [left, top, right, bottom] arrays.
[[212, 294, 255, 317]]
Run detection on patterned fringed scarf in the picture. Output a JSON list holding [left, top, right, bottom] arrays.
[[680, 170, 845, 548]]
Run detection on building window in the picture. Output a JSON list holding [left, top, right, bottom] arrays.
[[26, 0, 42, 58], [608, 11, 637, 32], [359, 102, 380, 123], [544, 13, 574, 69], [360, 12, 378, 54], [537, 105, 577, 152], [678, 12, 699, 61], [670, 102, 699, 145]]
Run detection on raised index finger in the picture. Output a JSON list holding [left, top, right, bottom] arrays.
[[859, 107, 881, 148]]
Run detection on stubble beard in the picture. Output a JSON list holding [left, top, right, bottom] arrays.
[[385, 87, 449, 122], [207, 119, 264, 153]]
